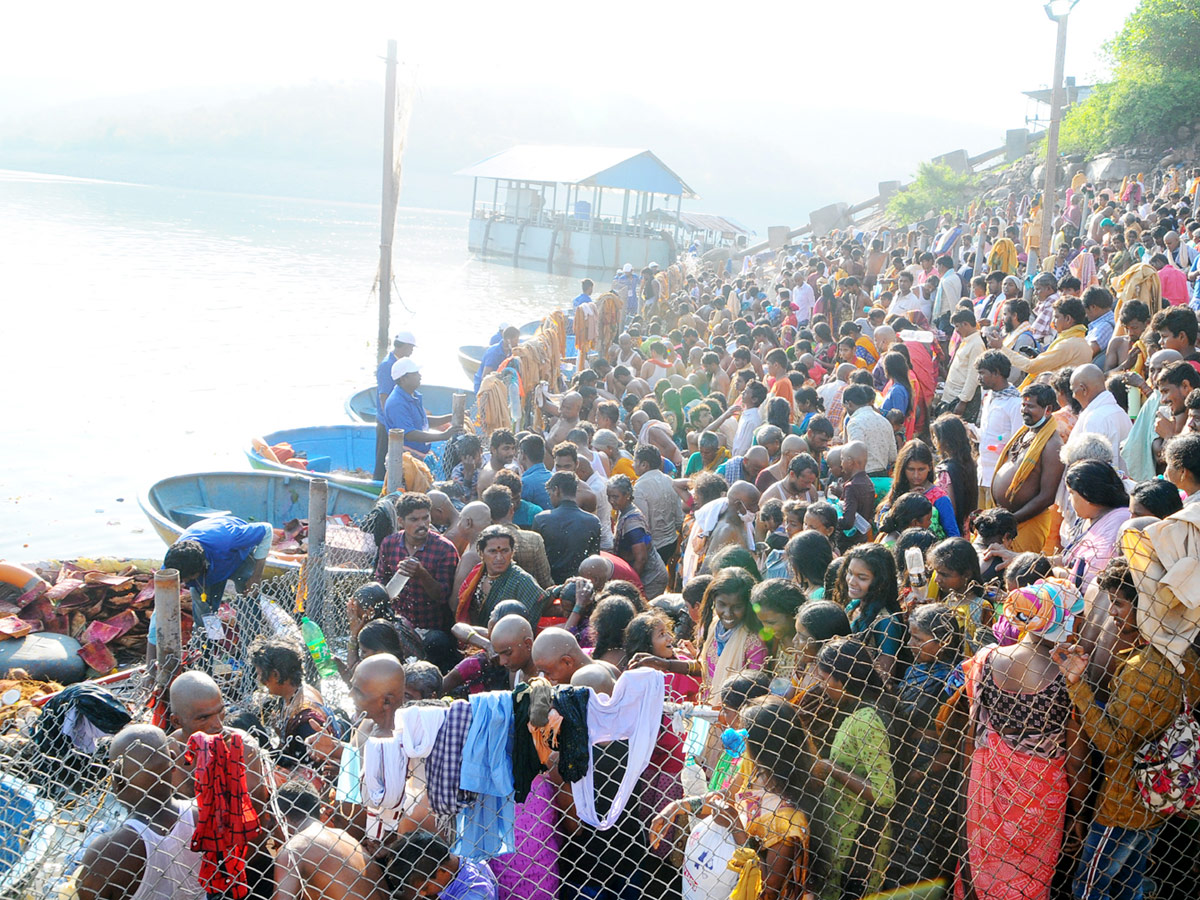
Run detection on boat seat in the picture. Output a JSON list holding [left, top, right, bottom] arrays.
[[305, 455, 332, 473], [170, 505, 233, 527]]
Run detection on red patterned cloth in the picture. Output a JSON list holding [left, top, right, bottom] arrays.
[[185, 731, 261, 899]]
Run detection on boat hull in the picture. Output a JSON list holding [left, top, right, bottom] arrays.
[[138, 471, 378, 577], [247, 424, 385, 493], [345, 382, 478, 424]]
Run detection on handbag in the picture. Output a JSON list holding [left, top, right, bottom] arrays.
[[1132, 698, 1200, 816]]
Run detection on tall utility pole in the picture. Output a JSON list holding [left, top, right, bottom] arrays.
[[378, 39, 398, 363], [1039, 1, 1077, 261]]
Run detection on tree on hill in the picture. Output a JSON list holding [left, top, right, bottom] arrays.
[[886, 162, 977, 226], [1060, 0, 1200, 156]]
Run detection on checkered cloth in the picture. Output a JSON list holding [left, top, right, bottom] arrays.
[[426, 698, 475, 816], [186, 731, 261, 899]]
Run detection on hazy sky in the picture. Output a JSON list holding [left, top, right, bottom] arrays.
[[0, 0, 1142, 224]]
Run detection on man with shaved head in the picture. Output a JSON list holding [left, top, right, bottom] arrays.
[[1067, 363, 1131, 470], [697, 481, 759, 573], [531, 627, 590, 685], [426, 490, 459, 532], [349, 654, 407, 736], [78, 724, 204, 900], [834, 441, 876, 550], [444, 500, 491, 555], [570, 662, 616, 696], [489, 613, 536, 686], [167, 671, 274, 899]]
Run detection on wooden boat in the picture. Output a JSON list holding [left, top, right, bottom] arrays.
[[247, 424, 383, 493], [344, 382, 476, 424], [138, 472, 378, 577]]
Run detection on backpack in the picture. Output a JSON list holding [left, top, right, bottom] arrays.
[[1132, 698, 1200, 816]]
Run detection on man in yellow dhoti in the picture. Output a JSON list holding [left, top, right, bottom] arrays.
[[991, 383, 1065, 553]]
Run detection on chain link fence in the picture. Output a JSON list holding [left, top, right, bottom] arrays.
[[3, 510, 1200, 900]]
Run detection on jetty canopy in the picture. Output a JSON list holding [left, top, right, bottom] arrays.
[[457, 145, 697, 198]]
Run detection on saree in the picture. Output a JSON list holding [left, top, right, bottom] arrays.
[[958, 650, 1068, 900]]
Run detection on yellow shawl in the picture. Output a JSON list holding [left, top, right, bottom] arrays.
[[1019, 323, 1087, 388], [992, 416, 1057, 498], [988, 238, 1019, 275]]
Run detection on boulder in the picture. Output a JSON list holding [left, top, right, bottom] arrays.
[[1085, 155, 1136, 183], [808, 202, 853, 238]]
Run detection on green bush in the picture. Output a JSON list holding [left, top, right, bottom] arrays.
[[886, 162, 977, 226], [1059, 0, 1200, 156]]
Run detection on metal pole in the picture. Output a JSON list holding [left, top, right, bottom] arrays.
[[304, 478, 328, 625], [153, 568, 182, 698], [1040, 13, 1069, 261], [386, 429, 407, 493], [452, 393, 467, 429], [378, 39, 398, 363]]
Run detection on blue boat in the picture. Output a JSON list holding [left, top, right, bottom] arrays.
[[138, 471, 379, 577], [247, 425, 385, 493], [344, 382, 477, 425]]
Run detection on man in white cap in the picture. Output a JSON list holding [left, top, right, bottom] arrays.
[[382, 358, 461, 458], [374, 332, 416, 479], [612, 263, 639, 316]]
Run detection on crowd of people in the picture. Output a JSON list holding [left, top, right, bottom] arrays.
[[72, 166, 1200, 900]]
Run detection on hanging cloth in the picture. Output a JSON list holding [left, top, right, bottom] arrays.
[[185, 731, 261, 900], [570, 668, 666, 829]]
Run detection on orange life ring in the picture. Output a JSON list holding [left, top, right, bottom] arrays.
[[0, 562, 46, 593]]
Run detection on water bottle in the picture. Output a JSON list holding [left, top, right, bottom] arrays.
[[301, 616, 338, 678]]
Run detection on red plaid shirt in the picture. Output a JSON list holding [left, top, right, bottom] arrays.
[[373, 530, 460, 630]]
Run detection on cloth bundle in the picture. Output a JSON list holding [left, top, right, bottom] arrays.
[[186, 731, 261, 900]]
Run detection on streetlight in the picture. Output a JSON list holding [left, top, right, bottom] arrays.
[[1039, 0, 1080, 262]]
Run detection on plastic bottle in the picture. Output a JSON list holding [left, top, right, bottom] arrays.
[[301, 616, 339, 678], [707, 728, 748, 792]]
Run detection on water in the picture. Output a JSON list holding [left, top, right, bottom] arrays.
[[0, 169, 576, 560]]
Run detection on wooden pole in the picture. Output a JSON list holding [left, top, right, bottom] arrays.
[[153, 568, 182, 699], [378, 39, 399, 363], [1040, 13, 1069, 261], [452, 393, 467, 429], [386, 429, 407, 493], [305, 478, 329, 625]]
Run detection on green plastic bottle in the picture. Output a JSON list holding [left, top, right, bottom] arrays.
[[300, 616, 338, 678]]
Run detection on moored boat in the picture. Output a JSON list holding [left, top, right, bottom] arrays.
[[345, 382, 478, 424], [138, 471, 378, 577], [247, 424, 383, 493]]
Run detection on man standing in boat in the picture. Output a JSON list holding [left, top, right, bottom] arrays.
[[612, 263, 639, 315], [474, 325, 521, 393], [382, 358, 462, 459], [374, 332, 416, 480]]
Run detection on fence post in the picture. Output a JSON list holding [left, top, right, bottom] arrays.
[[387, 429, 406, 492], [452, 393, 467, 429], [305, 478, 329, 626], [154, 568, 182, 698]]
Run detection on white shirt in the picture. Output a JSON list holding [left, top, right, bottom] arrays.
[[586, 469, 615, 550], [846, 405, 898, 475], [977, 388, 1024, 488], [633, 467, 685, 551], [731, 406, 764, 457], [817, 379, 845, 408], [1068, 390, 1132, 471], [791, 280, 817, 324], [933, 270, 963, 319], [888, 288, 931, 321], [942, 331, 985, 404]]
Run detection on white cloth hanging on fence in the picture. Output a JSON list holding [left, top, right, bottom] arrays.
[[571, 668, 665, 829]]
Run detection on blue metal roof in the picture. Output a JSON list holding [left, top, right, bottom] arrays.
[[456, 145, 697, 198]]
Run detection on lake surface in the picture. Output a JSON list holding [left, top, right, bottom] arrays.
[[0, 169, 576, 560]]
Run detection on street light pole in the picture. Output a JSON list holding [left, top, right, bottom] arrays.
[[1040, 2, 1075, 261]]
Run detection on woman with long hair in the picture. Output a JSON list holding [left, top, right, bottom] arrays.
[[828, 544, 905, 679], [697, 567, 767, 702], [812, 639, 898, 900], [880, 351, 921, 440], [878, 439, 960, 538], [1061, 459, 1131, 589], [931, 414, 978, 535]]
